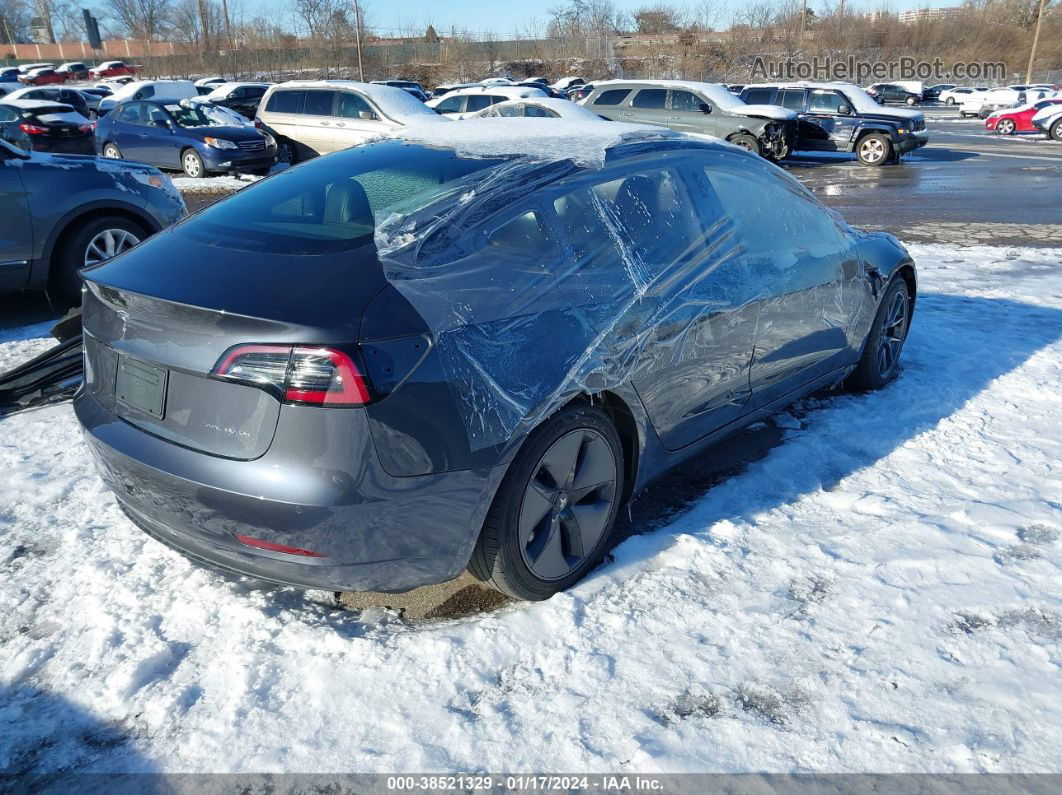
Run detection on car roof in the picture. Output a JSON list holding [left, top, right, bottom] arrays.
[[478, 97, 603, 120], [265, 80, 444, 125], [205, 81, 270, 95], [0, 98, 74, 111], [436, 85, 547, 100]]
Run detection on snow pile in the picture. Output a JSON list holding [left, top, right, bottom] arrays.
[[398, 117, 674, 166], [1, 243, 1061, 774]]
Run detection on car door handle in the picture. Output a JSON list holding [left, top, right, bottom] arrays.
[[669, 115, 680, 120], [319, 121, 330, 126], [620, 111, 633, 117], [335, 122, 345, 127]]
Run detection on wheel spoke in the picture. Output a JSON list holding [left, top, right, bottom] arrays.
[[568, 500, 612, 553], [528, 518, 570, 580], [571, 435, 616, 494], [519, 482, 555, 550], [538, 432, 584, 489]]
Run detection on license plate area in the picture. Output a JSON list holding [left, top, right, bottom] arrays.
[[116, 355, 168, 419]]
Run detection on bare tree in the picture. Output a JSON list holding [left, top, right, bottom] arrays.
[[108, 0, 172, 39]]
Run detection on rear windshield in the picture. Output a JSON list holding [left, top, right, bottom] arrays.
[[175, 140, 507, 255]]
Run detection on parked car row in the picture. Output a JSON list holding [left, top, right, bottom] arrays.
[[0, 60, 138, 87], [958, 85, 1059, 118]]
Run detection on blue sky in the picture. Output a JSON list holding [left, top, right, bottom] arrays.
[[359, 0, 964, 36]]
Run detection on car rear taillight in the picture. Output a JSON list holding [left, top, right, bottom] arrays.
[[212, 344, 371, 406], [18, 123, 47, 134], [79, 123, 94, 133]]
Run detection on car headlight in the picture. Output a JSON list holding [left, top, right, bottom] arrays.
[[897, 128, 910, 134], [261, 132, 275, 147], [131, 170, 183, 206], [203, 137, 238, 150]]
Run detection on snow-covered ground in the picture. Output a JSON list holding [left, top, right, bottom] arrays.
[[1, 243, 1061, 775]]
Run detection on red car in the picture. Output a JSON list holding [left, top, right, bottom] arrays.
[[19, 68, 68, 86], [90, 61, 139, 79], [985, 97, 1062, 134]]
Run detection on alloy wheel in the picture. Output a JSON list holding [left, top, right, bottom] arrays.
[[876, 288, 909, 379], [183, 151, 202, 177], [859, 138, 886, 164], [84, 228, 140, 267], [103, 144, 121, 159], [998, 119, 1015, 135], [518, 429, 618, 581]]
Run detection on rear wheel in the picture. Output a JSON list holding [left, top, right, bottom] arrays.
[[469, 404, 624, 600], [847, 277, 911, 391], [102, 142, 122, 159], [946, 97, 956, 105], [181, 148, 206, 178], [727, 133, 762, 156], [997, 118, 1016, 135], [905, 96, 917, 106], [50, 215, 146, 306], [856, 134, 892, 166]]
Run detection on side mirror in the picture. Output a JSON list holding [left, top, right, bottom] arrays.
[[699, 103, 712, 114], [358, 110, 377, 121], [838, 104, 852, 115]]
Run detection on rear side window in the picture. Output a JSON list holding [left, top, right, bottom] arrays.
[[553, 167, 705, 285], [302, 90, 335, 116], [0, 106, 16, 122], [592, 89, 630, 106], [266, 90, 302, 113], [743, 88, 774, 105], [779, 89, 805, 111], [524, 105, 556, 118], [670, 90, 702, 112], [466, 95, 497, 112], [487, 210, 553, 256], [631, 89, 666, 109], [702, 156, 847, 258]]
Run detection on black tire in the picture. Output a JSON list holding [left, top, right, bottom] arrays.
[[847, 277, 912, 391], [945, 97, 956, 105], [1051, 119, 1062, 142], [856, 133, 893, 166], [469, 404, 624, 601], [181, 148, 206, 178], [997, 119, 1016, 135], [50, 215, 147, 306], [101, 141, 122, 159], [276, 138, 298, 165], [905, 96, 917, 106], [728, 133, 762, 157]]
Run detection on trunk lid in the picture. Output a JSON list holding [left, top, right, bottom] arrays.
[[81, 228, 388, 459]]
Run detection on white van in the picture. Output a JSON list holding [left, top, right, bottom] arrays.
[[256, 80, 444, 163], [98, 80, 197, 114]]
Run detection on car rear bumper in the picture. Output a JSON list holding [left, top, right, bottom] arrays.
[[75, 387, 507, 592], [32, 138, 96, 155]]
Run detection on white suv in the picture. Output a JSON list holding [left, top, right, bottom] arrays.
[[426, 86, 547, 119], [257, 80, 443, 163]]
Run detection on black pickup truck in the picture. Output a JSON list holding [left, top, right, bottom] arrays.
[[740, 83, 928, 166]]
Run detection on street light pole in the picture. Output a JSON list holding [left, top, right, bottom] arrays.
[[1025, 0, 1049, 84], [353, 0, 365, 82]]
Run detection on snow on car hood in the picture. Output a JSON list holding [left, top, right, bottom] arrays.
[[738, 103, 797, 121]]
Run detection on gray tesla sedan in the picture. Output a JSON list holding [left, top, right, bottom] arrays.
[[75, 122, 915, 600]]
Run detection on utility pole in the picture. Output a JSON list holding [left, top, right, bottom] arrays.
[[800, 0, 809, 39], [353, 0, 364, 81], [1025, 0, 1049, 84]]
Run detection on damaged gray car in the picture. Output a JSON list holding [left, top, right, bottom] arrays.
[[75, 121, 915, 600], [581, 80, 796, 159]]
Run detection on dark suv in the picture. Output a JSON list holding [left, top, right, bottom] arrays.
[[740, 83, 928, 166], [868, 83, 922, 106], [0, 140, 185, 302]]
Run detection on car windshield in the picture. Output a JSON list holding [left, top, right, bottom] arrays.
[[175, 140, 508, 255]]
